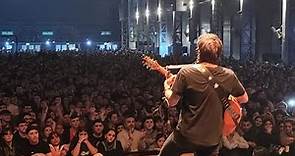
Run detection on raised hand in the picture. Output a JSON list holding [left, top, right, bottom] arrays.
[[78, 135, 88, 144], [164, 75, 176, 90]]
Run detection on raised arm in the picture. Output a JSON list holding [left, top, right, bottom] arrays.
[[84, 140, 98, 155], [163, 75, 181, 107]]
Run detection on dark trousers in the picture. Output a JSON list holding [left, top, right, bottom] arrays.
[[159, 131, 219, 156]]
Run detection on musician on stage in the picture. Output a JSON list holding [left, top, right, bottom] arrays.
[[159, 33, 249, 156]]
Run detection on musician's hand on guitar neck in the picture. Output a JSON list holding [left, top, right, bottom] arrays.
[[164, 68, 173, 79]]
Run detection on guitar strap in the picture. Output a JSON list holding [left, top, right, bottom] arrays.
[[195, 64, 239, 125], [193, 64, 239, 125]]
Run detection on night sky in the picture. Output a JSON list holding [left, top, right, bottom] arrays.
[[0, 0, 120, 28]]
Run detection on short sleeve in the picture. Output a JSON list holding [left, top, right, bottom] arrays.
[[171, 69, 187, 96], [230, 72, 245, 97]]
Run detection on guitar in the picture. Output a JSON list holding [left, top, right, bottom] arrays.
[[142, 55, 242, 136]]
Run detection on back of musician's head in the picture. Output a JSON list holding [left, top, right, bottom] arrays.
[[196, 33, 223, 64]]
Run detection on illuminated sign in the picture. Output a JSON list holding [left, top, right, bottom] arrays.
[[1, 31, 13, 36], [100, 31, 111, 36], [42, 31, 54, 36]]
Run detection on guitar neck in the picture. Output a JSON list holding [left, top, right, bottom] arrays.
[[142, 55, 172, 78], [156, 66, 171, 78]]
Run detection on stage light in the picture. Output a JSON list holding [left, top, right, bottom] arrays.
[[189, 0, 194, 11], [5, 41, 9, 45], [145, 8, 150, 18], [282, 0, 287, 41], [135, 9, 139, 24], [52, 41, 55, 44], [271, 26, 282, 39], [240, 0, 243, 12], [186, 25, 189, 34], [86, 40, 92, 46], [211, 0, 215, 12], [238, 0, 244, 13], [45, 40, 50, 46], [287, 99, 295, 107], [26, 43, 30, 46], [157, 6, 162, 18]]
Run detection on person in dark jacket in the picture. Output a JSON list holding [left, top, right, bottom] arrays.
[[69, 127, 99, 156], [0, 127, 16, 156], [98, 128, 124, 156]]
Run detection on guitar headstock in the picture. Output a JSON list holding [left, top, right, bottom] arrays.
[[142, 55, 161, 71]]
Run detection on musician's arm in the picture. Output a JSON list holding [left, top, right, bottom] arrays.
[[234, 91, 248, 104], [164, 76, 181, 107], [163, 89, 181, 107], [231, 71, 249, 104]]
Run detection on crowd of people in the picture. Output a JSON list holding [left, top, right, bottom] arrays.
[[0, 50, 294, 156]]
